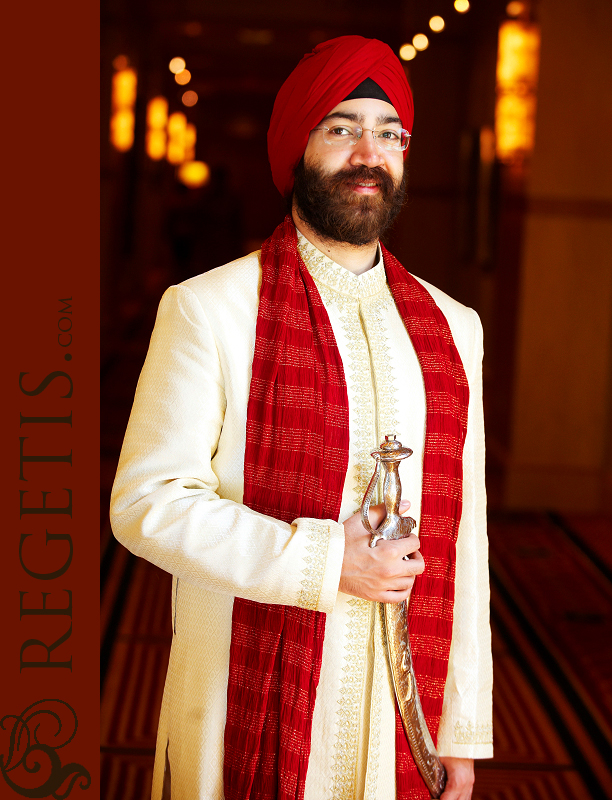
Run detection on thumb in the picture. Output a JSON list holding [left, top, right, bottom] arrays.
[[400, 499, 413, 518]]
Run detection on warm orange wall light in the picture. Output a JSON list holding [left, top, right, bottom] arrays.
[[167, 112, 187, 164], [146, 97, 168, 160], [184, 124, 197, 161], [147, 97, 168, 130], [110, 66, 137, 152], [177, 161, 210, 188], [495, 20, 541, 163]]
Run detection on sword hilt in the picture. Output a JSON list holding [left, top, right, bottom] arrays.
[[361, 435, 416, 547]]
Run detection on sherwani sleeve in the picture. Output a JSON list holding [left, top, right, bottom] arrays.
[[436, 309, 494, 759], [110, 283, 345, 614]]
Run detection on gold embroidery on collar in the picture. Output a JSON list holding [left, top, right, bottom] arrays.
[[297, 234, 386, 300]]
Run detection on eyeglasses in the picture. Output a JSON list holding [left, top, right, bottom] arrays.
[[311, 124, 411, 151]]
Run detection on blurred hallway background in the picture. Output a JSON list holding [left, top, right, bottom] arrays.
[[100, 0, 612, 796]]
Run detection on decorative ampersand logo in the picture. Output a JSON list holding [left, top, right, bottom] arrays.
[[0, 699, 91, 798]]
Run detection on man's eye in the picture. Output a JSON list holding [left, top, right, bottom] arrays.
[[329, 126, 353, 137], [378, 129, 401, 141]]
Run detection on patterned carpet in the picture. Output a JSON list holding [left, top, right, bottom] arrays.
[[100, 512, 612, 799]]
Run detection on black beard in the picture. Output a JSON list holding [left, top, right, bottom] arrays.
[[292, 158, 406, 246]]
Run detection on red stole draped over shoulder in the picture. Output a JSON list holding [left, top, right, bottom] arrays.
[[224, 216, 469, 799]]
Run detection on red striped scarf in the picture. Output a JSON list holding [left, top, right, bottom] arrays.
[[224, 215, 469, 799]]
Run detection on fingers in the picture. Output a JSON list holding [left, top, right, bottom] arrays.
[[378, 574, 421, 603], [345, 574, 417, 604], [340, 502, 425, 602], [371, 537, 423, 571], [362, 500, 412, 528], [378, 589, 413, 604], [378, 534, 422, 559], [405, 549, 425, 574], [374, 539, 424, 582], [339, 545, 425, 602], [376, 549, 425, 602], [439, 757, 474, 800]]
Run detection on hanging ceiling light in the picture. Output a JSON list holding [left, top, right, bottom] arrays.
[[399, 43, 417, 61], [169, 57, 186, 74], [412, 33, 429, 51]]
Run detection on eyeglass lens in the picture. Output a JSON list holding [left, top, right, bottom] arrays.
[[316, 125, 410, 150]]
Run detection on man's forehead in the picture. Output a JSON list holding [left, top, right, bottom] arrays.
[[320, 98, 402, 125]]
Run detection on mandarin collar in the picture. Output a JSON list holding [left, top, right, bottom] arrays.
[[297, 231, 387, 300]]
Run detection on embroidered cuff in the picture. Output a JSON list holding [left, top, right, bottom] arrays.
[[294, 518, 345, 613], [438, 720, 494, 759]]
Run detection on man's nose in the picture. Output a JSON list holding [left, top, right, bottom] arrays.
[[349, 130, 384, 167]]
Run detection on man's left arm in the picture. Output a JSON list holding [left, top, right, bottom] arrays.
[[437, 309, 493, 774]]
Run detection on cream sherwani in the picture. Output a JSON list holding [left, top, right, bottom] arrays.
[[110, 234, 493, 800]]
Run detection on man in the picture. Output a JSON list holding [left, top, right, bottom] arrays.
[[111, 35, 492, 800]]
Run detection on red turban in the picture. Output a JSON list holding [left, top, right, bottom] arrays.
[[268, 35, 414, 197]]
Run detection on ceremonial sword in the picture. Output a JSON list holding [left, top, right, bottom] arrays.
[[360, 434, 447, 798]]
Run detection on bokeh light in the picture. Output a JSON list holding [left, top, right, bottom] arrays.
[[110, 68, 137, 152], [175, 69, 192, 85], [169, 57, 186, 74], [454, 0, 470, 12], [399, 43, 417, 61], [412, 34, 429, 51], [182, 90, 198, 107], [429, 16, 445, 32], [146, 97, 168, 130], [177, 161, 211, 188], [146, 129, 167, 160], [146, 97, 169, 160], [506, 1, 526, 16], [495, 20, 541, 162], [167, 112, 187, 164], [110, 109, 135, 152], [112, 68, 137, 109], [112, 54, 129, 71], [185, 123, 197, 160], [167, 112, 187, 137], [480, 127, 496, 165]]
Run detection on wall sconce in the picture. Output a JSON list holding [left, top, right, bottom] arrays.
[[495, 20, 541, 163], [110, 65, 137, 152], [167, 112, 187, 164], [146, 97, 168, 160]]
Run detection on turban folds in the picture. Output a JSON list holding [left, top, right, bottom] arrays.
[[268, 35, 414, 197]]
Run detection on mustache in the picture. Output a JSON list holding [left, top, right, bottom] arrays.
[[326, 165, 397, 196]]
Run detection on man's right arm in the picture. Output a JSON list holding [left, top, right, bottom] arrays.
[[110, 282, 345, 613]]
